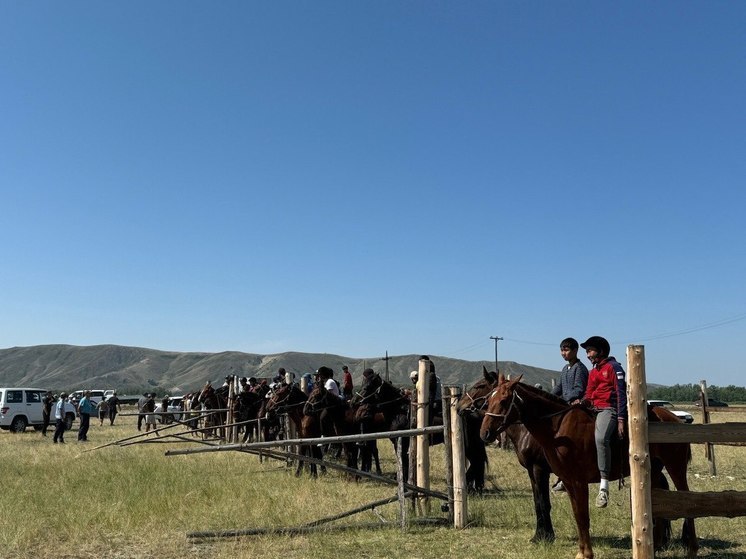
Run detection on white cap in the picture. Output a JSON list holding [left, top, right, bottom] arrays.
[[409, 371, 418, 380]]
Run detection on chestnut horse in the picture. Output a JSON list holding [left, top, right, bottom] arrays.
[[456, 367, 553, 542], [481, 375, 697, 559], [198, 383, 227, 440]]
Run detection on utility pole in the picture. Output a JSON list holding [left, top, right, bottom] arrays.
[[383, 351, 391, 383], [490, 336, 503, 374]]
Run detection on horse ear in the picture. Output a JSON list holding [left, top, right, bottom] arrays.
[[513, 374, 523, 384], [498, 372, 506, 384], [482, 366, 490, 379]]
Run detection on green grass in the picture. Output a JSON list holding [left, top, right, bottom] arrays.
[[1, 407, 746, 558]]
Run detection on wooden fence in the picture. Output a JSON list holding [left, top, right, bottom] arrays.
[[627, 345, 746, 559]]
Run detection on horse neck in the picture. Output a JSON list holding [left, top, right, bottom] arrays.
[[512, 384, 568, 440]]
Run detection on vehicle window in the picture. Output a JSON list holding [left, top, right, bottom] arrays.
[[7, 390, 23, 403], [26, 391, 42, 404]]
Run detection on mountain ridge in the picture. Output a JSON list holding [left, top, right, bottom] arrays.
[[0, 344, 561, 394]]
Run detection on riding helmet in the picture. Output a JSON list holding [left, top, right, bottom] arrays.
[[580, 336, 611, 358]]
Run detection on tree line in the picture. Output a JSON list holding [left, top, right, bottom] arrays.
[[647, 383, 746, 404]]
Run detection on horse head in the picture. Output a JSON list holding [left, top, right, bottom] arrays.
[[265, 384, 306, 419], [303, 384, 328, 416], [480, 374, 524, 443], [456, 366, 500, 418]]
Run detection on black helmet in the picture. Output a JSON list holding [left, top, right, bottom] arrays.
[[248, 377, 257, 384], [580, 336, 610, 358]]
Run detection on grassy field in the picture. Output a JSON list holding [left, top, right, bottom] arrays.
[[2, 405, 745, 559]]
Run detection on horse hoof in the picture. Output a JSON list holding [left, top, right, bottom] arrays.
[[530, 533, 555, 544]]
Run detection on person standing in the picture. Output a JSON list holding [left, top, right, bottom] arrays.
[[107, 391, 121, 425], [97, 396, 110, 426], [41, 391, 54, 436], [53, 392, 68, 444], [137, 393, 148, 431], [577, 336, 627, 509], [77, 390, 94, 442], [341, 365, 353, 401], [143, 393, 157, 434]]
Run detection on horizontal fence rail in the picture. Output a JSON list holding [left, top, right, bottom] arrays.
[[648, 422, 746, 444]]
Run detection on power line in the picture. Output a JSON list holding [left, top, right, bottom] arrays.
[[444, 310, 746, 354]]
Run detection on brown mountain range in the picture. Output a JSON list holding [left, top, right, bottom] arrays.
[[0, 344, 561, 394]]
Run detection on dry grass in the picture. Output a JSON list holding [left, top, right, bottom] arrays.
[[1, 406, 746, 558]]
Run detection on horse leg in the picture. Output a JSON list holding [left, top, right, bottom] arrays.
[[658, 444, 698, 557], [371, 441, 382, 476], [651, 461, 672, 551], [565, 481, 593, 559], [465, 423, 488, 493], [528, 462, 555, 543]]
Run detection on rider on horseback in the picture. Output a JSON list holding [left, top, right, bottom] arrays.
[[577, 336, 628, 508]]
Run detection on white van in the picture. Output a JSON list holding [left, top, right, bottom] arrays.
[[0, 388, 76, 432], [69, 390, 106, 407]]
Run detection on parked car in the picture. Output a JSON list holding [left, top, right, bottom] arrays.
[[155, 396, 184, 424], [647, 400, 694, 423], [693, 398, 729, 408], [0, 388, 76, 432], [69, 390, 106, 409]]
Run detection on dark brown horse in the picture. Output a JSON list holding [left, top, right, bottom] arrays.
[[303, 384, 363, 475], [480, 375, 697, 559], [456, 367, 553, 542], [355, 374, 412, 474], [232, 389, 267, 443], [265, 383, 324, 477]]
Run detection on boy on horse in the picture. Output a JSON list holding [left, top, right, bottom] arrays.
[[577, 335, 627, 508]]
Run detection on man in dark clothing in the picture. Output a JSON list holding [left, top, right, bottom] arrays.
[[108, 392, 121, 425], [552, 337, 589, 405], [41, 391, 54, 436]]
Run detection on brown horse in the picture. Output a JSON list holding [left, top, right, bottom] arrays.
[[198, 383, 227, 440], [480, 375, 697, 559], [456, 367, 554, 542], [265, 383, 324, 477], [303, 384, 363, 475]]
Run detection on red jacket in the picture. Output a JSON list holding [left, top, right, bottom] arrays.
[[584, 357, 627, 419], [342, 371, 353, 395]]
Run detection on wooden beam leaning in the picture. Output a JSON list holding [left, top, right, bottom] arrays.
[[165, 425, 446, 456]]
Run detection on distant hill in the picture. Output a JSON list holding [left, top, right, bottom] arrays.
[[0, 344, 562, 395]]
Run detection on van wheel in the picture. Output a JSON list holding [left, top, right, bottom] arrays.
[[10, 416, 28, 433], [64, 413, 75, 430]]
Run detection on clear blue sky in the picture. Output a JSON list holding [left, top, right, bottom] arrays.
[[2, 2, 744, 386]]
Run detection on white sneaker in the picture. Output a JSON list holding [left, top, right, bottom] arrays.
[[552, 480, 565, 492], [595, 488, 608, 508]]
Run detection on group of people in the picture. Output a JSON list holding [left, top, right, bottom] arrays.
[[42, 391, 122, 443], [551, 336, 627, 509]]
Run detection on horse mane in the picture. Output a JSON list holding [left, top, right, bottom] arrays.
[[514, 380, 570, 408]]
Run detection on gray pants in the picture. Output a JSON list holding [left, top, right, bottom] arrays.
[[594, 408, 617, 479]]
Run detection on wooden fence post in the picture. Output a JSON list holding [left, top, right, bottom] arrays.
[[416, 357, 431, 515], [441, 389, 454, 524], [627, 345, 654, 559], [700, 379, 717, 475], [449, 386, 467, 528]]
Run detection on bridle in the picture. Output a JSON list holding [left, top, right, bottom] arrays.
[[483, 387, 524, 434]]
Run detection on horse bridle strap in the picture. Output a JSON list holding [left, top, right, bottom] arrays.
[[483, 389, 523, 432]]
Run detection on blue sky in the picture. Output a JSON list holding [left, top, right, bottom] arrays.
[[2, 2, 744, 386]]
